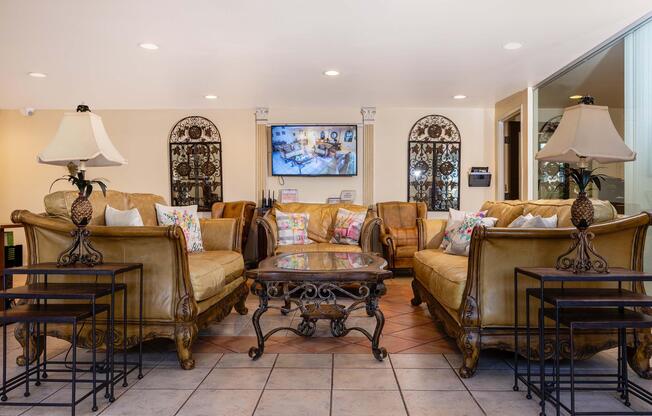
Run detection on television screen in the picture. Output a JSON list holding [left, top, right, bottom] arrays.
[[270, 125, 357, 176]]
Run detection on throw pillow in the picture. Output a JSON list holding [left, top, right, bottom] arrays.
[[275, 210, 311, 245], [444, 215, 484, 256], [508, 214, 533, 228], [440, 209, 486, 249], [508, 214, 557, 228], [331, 208, 366, 245], [155, 203, 204, 252], [105, 205, 144, 227]]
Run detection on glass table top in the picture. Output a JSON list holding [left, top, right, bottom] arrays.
[[273, 252, 376, 271]]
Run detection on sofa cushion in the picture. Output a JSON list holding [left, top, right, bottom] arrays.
[[414, 249, 468, 311], [270, 202, 369, 243], [187, 252, 227, 302], [276, 243, 362, 254], [479, 200, 524, 227], [395, 245, 417, 259], [205, 250, 245, 284]]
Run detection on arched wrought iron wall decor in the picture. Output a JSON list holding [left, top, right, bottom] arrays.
[[537, 115, 569, 199], [407, 115, 461, 211], [169, 116, 223, 211]]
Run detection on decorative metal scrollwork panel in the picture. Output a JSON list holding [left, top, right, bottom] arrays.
[[169, 116, 223, 211], [407, 115, 461, 211], [537, 115, 569, 199]]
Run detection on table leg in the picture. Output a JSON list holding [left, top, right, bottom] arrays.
[[539, 283, 546, 416], [92, 300, 97, 412], [513, 270, 519, 391], [527, 291, 532, 399], [138, 267, 143, 379], [122, 286, 128, 388], [370, 307, 387, 361], [248, 282, 269, 360], [1, 312, 7, 401]]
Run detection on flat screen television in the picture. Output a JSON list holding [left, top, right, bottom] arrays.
[[270, 124, 357, 176]]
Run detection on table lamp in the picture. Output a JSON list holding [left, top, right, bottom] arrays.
[[536, 96, 636, 273], [38, 104, 127, 266]]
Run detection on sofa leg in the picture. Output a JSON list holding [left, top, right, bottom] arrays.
[[174, 324, 197, 370], [410, 279, 423, 306], [628, 331, 652, 379], [234, 297, 248, 315], [457, 329, 480, 378], [14, 323, 42, 366]]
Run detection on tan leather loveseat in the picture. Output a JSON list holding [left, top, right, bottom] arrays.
[[411, 199, 652, 378], [257, 202, 381, 259], [12, 190, 249, 370]]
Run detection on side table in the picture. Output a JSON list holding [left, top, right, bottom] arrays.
[[0, 263, 144, 415], [513, 267, 652, 416]]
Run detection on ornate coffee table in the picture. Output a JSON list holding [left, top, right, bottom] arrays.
[[246, 252, 392, 361]]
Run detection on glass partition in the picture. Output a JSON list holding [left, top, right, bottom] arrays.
[[533, 18, 652, 273]]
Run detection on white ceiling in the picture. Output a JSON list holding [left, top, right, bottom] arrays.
[[0, 0, 650, 110]]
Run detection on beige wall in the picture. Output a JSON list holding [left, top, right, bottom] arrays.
[[374, 107, 496, 218], [0, 106, 497, 245], [495, 89, 530, 200]]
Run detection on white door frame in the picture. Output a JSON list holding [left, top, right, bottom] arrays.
[[495, 106, 523, 201]]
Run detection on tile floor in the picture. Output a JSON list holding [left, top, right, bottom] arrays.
[[0, 278, 650, 415]]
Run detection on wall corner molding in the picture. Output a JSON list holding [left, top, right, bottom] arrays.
[[255, 107, 269, 124], [255, 107, 269, 201], [361, 106, 377, 124]]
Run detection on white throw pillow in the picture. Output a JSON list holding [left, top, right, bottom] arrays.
[[440, 209, 487, 249], [155, 203, 204, 252], [105, 205, 144, 227], [508, 214, 557, 228]]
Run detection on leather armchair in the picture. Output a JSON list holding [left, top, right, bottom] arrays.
[[211, 201, 256, 251], [376, 201, 427, 269]]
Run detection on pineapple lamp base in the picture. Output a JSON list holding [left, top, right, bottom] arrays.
[[57, 226, 103, 267]]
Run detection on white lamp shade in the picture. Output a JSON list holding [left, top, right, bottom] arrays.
[[536, 104, 636, 164], [38, 111, 127, 167]]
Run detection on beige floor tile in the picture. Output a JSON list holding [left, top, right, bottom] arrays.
[[156, 352, 222, 368], [403, 390, 484, 416], [471, 391, 541, 416], [333, 368, 398, 390], [199, 368, 271, 390], [331, 390, 407, 416], [460, 370, 518, 391], [177, 389, 260, 416], [395, 368, 465, 390], [132, 367, 209, 390], [216, 353, 277, 368], [390, 353, 450, 369], [558, 391, 634, 414], [334, 353, 391, 368], [254, 389, 330, 416], [265, 368, 331, 390], [274, 353, 332, 368], [101, 389, 192, 416], [22, 387, 116, 416]]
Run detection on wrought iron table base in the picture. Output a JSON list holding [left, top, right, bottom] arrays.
[[248, 281, 388, 361]]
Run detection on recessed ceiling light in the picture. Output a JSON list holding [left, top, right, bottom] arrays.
[[323, 70, 340, 77], [503, 42, 523, 50], [453, 94, 467, 100], [569, 95, 583, 100], [204, 95, 218, 100], [139, 42, 159, 50], [28, 72, 47, 78]]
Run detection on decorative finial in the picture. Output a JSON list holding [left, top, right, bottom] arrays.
[[76, 104, 91, 112], [578, 96, 595, 105]]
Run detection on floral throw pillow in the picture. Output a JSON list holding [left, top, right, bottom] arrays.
[[155, 203, 204, 252], [275, 211, 311, 245], [331, 208, 366, 245], [440, 209, 486, 250], [444, 215, 484, 256]]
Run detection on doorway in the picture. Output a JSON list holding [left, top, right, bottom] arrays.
[[503, 113, 521, 200]]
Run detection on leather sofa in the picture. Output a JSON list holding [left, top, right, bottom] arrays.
[[376, 201, 427, 270], [211, 201, 256, 251], [411, 199, 652, 378], [257, 202, 381, 258], [11, 190, 249, 370]]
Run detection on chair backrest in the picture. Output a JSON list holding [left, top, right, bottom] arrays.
[[376, 201, 427, 248], [44, 190, 166, 226], [212, 201, 257, 247]]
